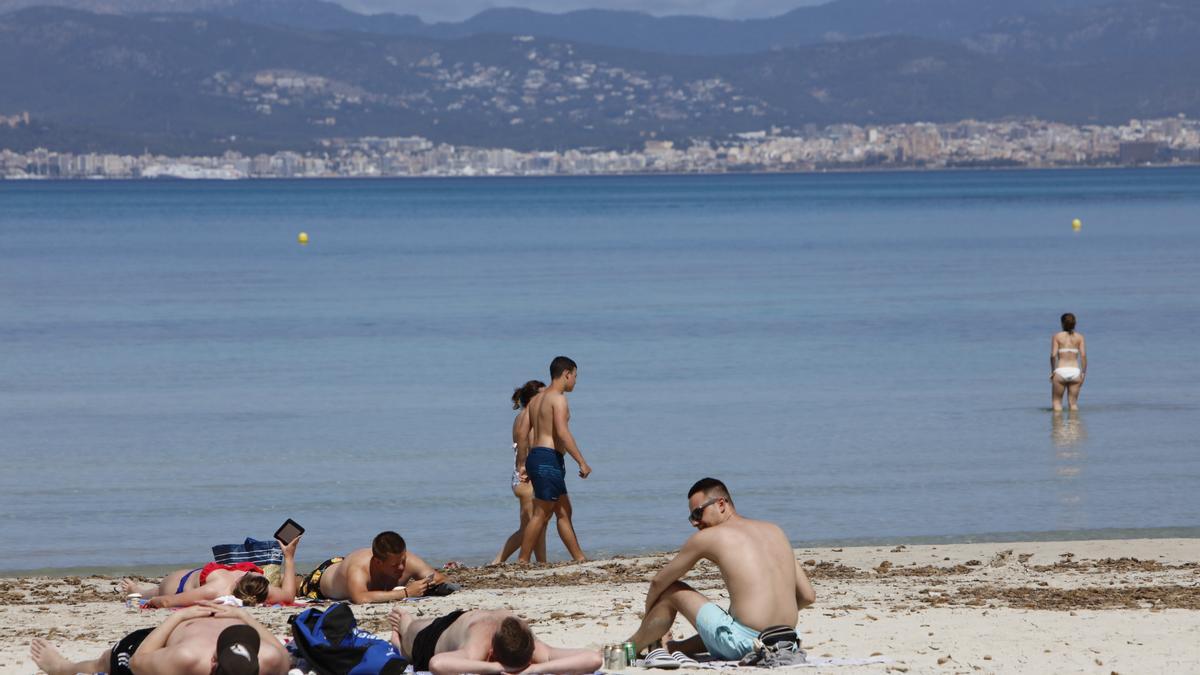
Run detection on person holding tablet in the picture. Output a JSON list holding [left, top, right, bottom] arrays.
[[120, 534, 301, 608]]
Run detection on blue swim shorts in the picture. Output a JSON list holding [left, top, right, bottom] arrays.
[[526, 446, 567, 501], [695, 603, 762, 661]]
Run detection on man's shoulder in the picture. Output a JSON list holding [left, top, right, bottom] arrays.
[[743, 516, 788, 538]]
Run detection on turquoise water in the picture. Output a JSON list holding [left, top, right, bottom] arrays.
[[1, 169, 1198, 573]]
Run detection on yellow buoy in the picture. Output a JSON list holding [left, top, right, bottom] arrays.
[[298, 232, 309, 245], [1071, 219, 1082, 231]]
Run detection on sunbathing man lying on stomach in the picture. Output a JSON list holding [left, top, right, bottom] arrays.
[[31, 602, 290, 675], [625, 477, 815, 660], [120, 535, 300, 608], [388, 607, 602, 675], [300, 530, 454, 603]]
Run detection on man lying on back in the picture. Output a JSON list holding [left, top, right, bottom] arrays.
[[625, 477, 815, 660], [31, 603, 290, 675], [299, 531, 452, 604], [388, 607, 601, 675]]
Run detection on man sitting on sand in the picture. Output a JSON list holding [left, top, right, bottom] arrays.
[[30, 602, 290, 675], [387, 607, 602, 675], [299, 530, 453, 604], [625, 477, 816, 660]]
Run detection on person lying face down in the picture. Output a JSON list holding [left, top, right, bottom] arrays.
[[624, 477, 816, 661], [299, 530, 455, 604], [30, 602, 291, 675], [120, 535, 301, 608], [387, 607, 602, 675]]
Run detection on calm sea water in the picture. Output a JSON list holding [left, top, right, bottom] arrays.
[[1, 169, 1198, 573]]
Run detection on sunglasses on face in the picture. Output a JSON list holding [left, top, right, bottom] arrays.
[[688, 497, 721, 523]]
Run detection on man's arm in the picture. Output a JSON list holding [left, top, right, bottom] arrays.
[[523, 645, 603, 675], [644, 533, 707, 611], [205, 605, 292, 673], [402, 552, 447, 591], [428, 649, 506, 675], [344, 562, 410, 604], [793, 559, 816, 609], [128, 605, 215, 674], [552, 397, 590, 478], [266, 535, 300, 604]]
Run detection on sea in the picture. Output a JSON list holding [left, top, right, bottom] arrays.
[[1, 168, 1198, 574]]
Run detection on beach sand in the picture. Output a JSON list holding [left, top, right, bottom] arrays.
[[2, 539, 1197, 674]]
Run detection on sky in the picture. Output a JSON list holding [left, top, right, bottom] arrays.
[[338, 0, 829, 22]]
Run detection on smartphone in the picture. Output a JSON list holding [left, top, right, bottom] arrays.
[[274, 518, 305, 545]]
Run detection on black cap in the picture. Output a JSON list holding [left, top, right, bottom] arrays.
[[215, 624, 260, 675]]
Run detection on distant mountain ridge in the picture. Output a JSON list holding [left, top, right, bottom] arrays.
[[2, 4, 1198, 156], [0, 0, 1119, 55]]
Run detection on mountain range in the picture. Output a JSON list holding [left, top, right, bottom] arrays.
[[1, 0, 1197, 154]]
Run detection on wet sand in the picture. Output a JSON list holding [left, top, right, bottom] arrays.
[[3, 539, 1197, 674]]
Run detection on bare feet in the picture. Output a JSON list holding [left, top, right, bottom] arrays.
[[387, 608, 414, 650], [30, 638, 74, 675], [387, 607, 412, 634], [119, 578, 157, 597]]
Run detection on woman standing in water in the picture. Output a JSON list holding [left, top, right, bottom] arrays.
[[491, 380, 548, 564], [1050, 313, 1087, 412]]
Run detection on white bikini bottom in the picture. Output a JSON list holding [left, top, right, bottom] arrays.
[[1054, 367, 1082, 383]]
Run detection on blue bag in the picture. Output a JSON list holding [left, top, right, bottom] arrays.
[[212, 537, 284, 566], [289, 603, 408, 675]]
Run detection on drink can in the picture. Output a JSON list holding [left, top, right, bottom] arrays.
[[603, 645, 621, 670], [622, 641, 636, 665], [125, 593, 142, 611]]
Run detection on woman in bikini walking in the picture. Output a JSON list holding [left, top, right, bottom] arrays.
[[1050, 312, 1087, 412], [491, 380, 548, 565]]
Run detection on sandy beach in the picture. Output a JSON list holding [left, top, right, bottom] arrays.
[[2, 538, 1197, 675]]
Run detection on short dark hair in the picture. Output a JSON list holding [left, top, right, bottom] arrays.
[[511, 380, 546, 410], [1061, 313, 1076, 332], [688, 477, 732, 505], [549, 356, 577, 380], [372, 531, 406, 559], [491, 617, 535, 671], [232, 573, 270, 606]]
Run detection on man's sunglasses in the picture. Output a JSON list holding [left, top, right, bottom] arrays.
[[688, 497, 722, 523]]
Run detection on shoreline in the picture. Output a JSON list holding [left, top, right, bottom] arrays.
[[5, 525, 1199, 578], [4, 538, 1198, 673]]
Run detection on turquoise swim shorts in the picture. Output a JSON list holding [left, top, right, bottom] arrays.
[[694, 603, 760, 660]]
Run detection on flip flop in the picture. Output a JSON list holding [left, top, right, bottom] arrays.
[[669, 652, 700, 667], [643, 648, 682, 669]]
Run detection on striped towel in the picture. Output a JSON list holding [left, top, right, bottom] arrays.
[[212, 537, 284, 566]]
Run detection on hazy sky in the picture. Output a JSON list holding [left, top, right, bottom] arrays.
[[339, 0, 829, 22]]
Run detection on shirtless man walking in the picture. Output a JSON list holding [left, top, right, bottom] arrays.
[[626, 478, 816, 660], [518, 355, 592, 563], [30, 603, 289, 675], [299, 531, 450, 604], [387, 607, 601, 675]]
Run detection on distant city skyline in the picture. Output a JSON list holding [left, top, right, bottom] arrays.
[[339, 0, 829, 22]]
